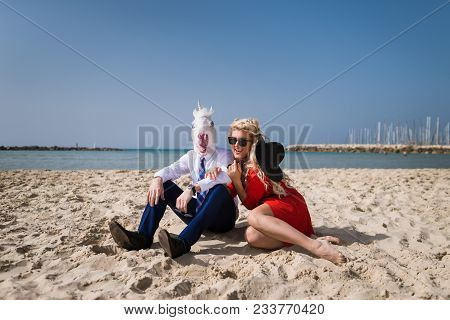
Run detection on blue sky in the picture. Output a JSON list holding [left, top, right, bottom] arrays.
[[1, 0, 449, 148]]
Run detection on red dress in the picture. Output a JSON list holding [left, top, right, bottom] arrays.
[[227, 168, 314, 240]]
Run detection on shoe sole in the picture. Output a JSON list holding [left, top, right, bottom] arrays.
[[158, 229, 175, 258], [109, 221, 134, 250]]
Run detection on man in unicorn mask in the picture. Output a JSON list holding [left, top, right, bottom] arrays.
[[109, 102, 237, 258]]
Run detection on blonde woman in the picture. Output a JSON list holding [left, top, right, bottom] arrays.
[[211, 118, 346, 264]]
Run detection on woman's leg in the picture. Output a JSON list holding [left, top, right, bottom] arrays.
[[247, 204, 346, 264], [244, 226, 284, 250]]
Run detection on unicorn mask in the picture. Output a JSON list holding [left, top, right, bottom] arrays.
[[192, 102, 217, 156]]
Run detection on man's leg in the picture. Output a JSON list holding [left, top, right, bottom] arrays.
[[178, 184, 236, 251], [138, 180, 193, 239], [110, 180, 189, 250], [206, 193, 236, 234]]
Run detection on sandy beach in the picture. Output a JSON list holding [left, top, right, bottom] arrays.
[[0, 169, 448, 299]]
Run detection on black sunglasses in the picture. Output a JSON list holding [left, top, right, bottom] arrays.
[[228, 137, 251, 147]]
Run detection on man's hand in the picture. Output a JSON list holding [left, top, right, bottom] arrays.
[[148, 177, 164, 206], [227, 160, 242, 183], [205, 167, 222, 180], [176, 189, 193, 213]]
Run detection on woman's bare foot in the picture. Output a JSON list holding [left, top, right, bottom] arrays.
[[311, 239, 346, 264]]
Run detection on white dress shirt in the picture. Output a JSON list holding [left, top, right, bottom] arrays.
[[154, 147, 232, 192]]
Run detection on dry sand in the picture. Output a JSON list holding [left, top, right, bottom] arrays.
[[0, 169, 448, 299]]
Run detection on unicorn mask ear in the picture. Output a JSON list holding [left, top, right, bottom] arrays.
[[193, 100, 202, 117], [192, 101, 215, 119]]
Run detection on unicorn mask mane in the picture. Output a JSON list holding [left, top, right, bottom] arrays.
[[192, 101, 217, 156]]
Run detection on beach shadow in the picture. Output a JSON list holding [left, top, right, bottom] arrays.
[[150, 221, 389, 264], [194, 224, 389, 258], [314, 226, 389, 245], [176, 254, 210, 267], [196, 225, 284, 257], [203, 222, 248, 244], [196, 241, 272, 258]]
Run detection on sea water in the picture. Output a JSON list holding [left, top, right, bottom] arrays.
[[0, 150, 449, 170]]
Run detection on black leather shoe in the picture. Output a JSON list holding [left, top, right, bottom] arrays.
[[158, 229, 188, 258], [109, 220, 151, 251]]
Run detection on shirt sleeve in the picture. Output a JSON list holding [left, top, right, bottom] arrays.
[[196, 149, 233, 192], [242, 171, 267, 210], [154, 151, 191, 182], [196, 171, 231, 192]]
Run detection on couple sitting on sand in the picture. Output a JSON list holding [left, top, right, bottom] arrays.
[[109, 104, 346, 264]]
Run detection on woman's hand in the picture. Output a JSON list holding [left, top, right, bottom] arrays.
[[176, 189, 193, 213], [206, 167, 222, 180], [227, 160, 242, 183]]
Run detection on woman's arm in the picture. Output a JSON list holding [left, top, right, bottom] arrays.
[[240, 171, 266, 209], [227, 160, 247, 203], [228, 162, 267, 209], [231, 173, 247, 203]]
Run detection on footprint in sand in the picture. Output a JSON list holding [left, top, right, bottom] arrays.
[[32, 260, 43, 270], [146, 260, 171, 277], [219, 270, 237, 280], [169, 280, 192, 297], [16, 245, 33, 255], [45, 273, 60, 281], [90, 245, 117, 256], [0, 213, 17, 229], [78, 227, 105, 246], [0, 260, 14, 272], [130, 277, 153, 294]]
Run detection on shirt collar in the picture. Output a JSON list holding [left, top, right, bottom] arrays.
[[197, 149, 216, 162]]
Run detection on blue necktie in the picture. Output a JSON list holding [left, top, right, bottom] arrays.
[[196, 157, 207, 211]]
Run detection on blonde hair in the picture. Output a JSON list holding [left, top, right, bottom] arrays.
[[229, 118, 293, 197]]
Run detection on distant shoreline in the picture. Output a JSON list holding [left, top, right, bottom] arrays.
[[0, 146, 122, 151], [1, 144, 450, 154], [286, 144, 450, 154]]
